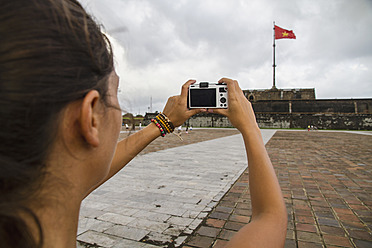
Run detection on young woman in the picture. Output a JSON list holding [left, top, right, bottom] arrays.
[[0, 0, 287, 247]]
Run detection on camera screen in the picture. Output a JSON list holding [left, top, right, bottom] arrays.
[[190, 88, 216, 107]]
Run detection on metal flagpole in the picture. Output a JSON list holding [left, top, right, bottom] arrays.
[[273, 21, 276, 89]]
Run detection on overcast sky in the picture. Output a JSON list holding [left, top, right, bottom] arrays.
[[80, 0, 372, 115]]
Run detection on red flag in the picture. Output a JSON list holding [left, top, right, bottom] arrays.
[[275, 25, 296, 39]]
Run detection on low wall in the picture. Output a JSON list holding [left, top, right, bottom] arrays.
[[252, 99, 372, 114], [255, 113, 372, 130], [182, 113, 372, 130], [186, 113, 232, 128]]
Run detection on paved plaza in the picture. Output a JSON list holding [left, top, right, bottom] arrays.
[[77, 130, 372, 248]]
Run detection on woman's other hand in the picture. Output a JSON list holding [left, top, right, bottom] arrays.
[[212, 78, 258, 133]]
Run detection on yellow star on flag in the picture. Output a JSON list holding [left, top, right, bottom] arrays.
[[282, 32, 289, 37]]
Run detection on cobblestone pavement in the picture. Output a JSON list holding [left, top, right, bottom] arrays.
[[182, 131, 372, 248], [77, 129, 276, 248]]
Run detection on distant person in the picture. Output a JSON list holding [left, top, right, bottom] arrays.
[[139, 122, 142, 130], [0, 1, 287, 247]]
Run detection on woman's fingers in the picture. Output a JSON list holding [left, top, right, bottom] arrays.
[[180, 79, 196, 99]]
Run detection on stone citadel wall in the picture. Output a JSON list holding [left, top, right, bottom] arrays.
[[184, 112, 371, 130], [252, 99, 371, 114]]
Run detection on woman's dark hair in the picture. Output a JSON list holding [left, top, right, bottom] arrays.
[[0, 0, 114, 246]]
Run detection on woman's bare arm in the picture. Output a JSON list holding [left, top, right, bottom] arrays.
[[227, 127, 287, 248], [214, 78, 287, 248]]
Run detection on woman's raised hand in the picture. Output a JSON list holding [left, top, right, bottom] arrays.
[[212, 78, 258, 132], [162, 79, 203, 127]]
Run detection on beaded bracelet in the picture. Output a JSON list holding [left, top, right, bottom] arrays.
[[159, 112, 175, 131], [156, 116, 171, 134], [156, 115, 172, 134], [151, 113, 175, 137], [151, 118, 166, 137]]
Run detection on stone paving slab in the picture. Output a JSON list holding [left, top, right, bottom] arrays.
[[183, 131, 372, 248], [77, 130, 276, 247]]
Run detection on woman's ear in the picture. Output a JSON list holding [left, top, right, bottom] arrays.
[[80, 90, 101, 147]]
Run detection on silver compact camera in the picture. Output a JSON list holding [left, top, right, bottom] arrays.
[[188, 82, 228, 109]]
